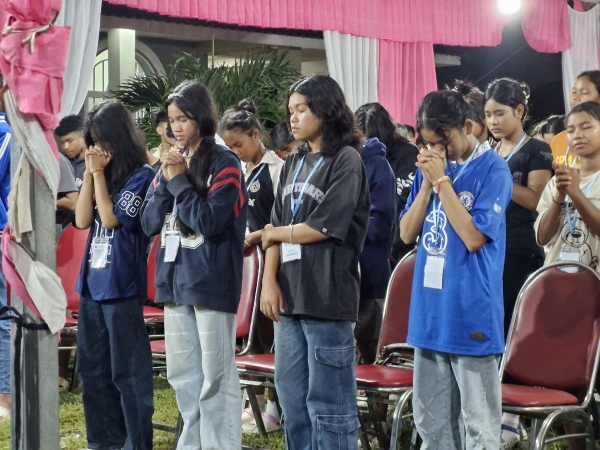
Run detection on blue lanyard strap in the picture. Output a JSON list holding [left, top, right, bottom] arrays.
[[246, 163, 266, 191], [290, 155, 325, 224], [563, 147, 579, 168], [565, 172, 600, 235], [452, 140, 485, 184], [502, 133, 528, 163]]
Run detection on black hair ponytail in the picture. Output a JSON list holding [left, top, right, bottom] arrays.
[[484, 78, 530, 122]]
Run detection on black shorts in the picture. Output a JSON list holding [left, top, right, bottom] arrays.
[[354, 298, 384, 343]]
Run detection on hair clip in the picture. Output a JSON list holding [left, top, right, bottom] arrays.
[[523, 90, 530, 104], [168, 92, 183, 99]]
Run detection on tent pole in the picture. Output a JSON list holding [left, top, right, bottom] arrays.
[[10, 136, 60, 450]]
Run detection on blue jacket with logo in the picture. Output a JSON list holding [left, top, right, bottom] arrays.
[[141, 145, 247, 314], [0, 113, 11, 230]]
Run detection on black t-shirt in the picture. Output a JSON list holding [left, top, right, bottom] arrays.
[[386, 141, 419, 265], [272, 146, 371, 321], [501, 138, 553, 254]]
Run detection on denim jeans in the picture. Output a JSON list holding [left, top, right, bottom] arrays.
[[0, 243, 8, 395], [164, 303, 241, 450], [274, 315, 359, 450], [77, 296, 154, 450], [413, 348, 502, 450]]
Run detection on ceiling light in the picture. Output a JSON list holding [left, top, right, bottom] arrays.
[[498, 0, 521, 14]]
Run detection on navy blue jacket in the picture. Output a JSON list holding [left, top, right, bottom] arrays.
[[141, 145, 247, 314], [359, 138, 397, 299]]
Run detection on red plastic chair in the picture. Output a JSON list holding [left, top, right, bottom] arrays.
[[500, 261, 600, 449], [144, 235, 164, 323], [56, 225, 89, 317], [355, 249, 416, 449]]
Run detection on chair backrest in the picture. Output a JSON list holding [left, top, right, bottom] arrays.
[[147, 235, 160, 302], [56, 225, 89, 311], [236, 245, 264, 354], [376, 249, 416, 355], [501, 261, 600, 397]]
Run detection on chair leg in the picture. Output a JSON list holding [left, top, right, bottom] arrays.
[[366, 393, 389, 449], [389, 389, 412, 450], [358, 412, 372, 450], [533, 409, 594, 450], [171, 412, 183, 450], [246, 386, 268, 438]]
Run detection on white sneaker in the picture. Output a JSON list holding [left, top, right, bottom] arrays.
[[500, 425, 519, 450], [242, 411, 281, 434]]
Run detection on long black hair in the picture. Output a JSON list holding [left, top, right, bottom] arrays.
[[285, 75, 361, 156], [165, 80, 218, 236], [84, 100, 148, 195], [270, 122, 295, 150], [218, 98, 265, 140], [355, 102, 410, 160], [484, 78, 530, 122]]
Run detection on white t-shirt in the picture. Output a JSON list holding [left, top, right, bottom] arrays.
[[534, 172, 600, 272]]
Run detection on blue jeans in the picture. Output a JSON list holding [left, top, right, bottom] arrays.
[[164, 303, 241, 450], [0, 244, 8, 395], [77, 296, 154, 450], [274, 315, 359, 450], [413, 348, 502, 450]]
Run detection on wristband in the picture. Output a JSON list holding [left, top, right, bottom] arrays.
[[91, 168, 104, 174], [552, 197, 565, 206], [432, 176, 451, 194], [290, 224, 295, 244]]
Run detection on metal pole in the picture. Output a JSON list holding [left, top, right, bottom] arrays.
[[10, 136, 60, 450]]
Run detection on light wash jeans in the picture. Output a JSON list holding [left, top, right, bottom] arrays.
[[0, 242, 9, 395], [413, 347, 502, 450], [165, 303, 241, 450], [274, 315, 360, 450]]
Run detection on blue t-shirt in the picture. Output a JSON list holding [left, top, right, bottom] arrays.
[[76, 165, 154, 301], [0, 113, 11, 230], [400, 148, 512, 356]]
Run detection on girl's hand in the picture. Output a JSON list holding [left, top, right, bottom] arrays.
[[261, 224, 276, 250], [416, 148, 445, 185], [260, 277, 284, 322], [555, 164, 581, 197], [162, 151, 186, 181]]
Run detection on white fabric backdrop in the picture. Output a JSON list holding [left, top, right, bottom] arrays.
[[324, 30, 379, 112], [562, 5, 600, 111], [56, 0, 102, 117]]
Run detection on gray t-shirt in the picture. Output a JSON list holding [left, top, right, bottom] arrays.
[[56, 153, 78, 227]]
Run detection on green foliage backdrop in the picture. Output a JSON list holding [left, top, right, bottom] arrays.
[[112, 52, 301, 148]]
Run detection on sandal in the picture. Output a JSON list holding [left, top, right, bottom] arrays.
[[58, 377, 70, 393]]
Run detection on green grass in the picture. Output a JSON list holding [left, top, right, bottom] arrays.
[[0, 377, 284, 450]]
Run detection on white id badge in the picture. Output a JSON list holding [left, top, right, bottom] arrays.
[[164, 231, 181, 262], [559, 245, 580, 273], [424, 255, 445, 290], [281, 243, 301, 263], [90, 238, 109, 269]]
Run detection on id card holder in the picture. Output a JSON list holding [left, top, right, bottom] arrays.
[[164, 231, 181, 262], [559, 244, 580, 273], [90, 238, 109, 269], [424, 253, 445, 290], [281, 243, 301, 263]]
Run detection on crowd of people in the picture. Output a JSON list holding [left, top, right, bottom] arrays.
[[0, 67, 598, 450]]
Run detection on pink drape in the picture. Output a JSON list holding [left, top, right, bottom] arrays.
[[105, 0, 507, 46], [377, 40, 437, 125], [521, 0, 571, 53]]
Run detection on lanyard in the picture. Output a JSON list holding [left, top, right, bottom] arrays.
[[246, 164, 266, 191], [565, 172, 600, 235], [290, 155, 324, 224], [502, 133, 528, 163], [452, 140, 485, 185]]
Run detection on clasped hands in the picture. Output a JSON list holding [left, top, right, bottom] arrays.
[[161, 146, 188, 181], [416, 146, 446, 188], [85, 145, 112, 173], [553, 160, 581, 201]]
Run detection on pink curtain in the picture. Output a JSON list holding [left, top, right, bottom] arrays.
[[521, 0, 571, 53], [104, 0, 507, 46], [377, 40, 437, 125]]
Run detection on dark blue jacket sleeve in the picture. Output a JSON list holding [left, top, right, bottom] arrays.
[[365, 157, 397, 246], [141, 172, 175, 237], [167, 152, 245, 238]]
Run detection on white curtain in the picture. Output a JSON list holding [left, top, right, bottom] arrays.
[[324, 30, 379, 113], [56, 0, 102, 117], [562, 5, 600, 111]]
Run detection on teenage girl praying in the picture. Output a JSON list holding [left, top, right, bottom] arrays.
[[400, 89, 512, 449], [218, 99, 284, 433]]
